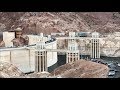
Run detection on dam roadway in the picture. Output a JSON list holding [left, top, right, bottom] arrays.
[[56, 37, 104, 40]]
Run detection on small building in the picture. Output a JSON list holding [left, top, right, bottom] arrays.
[[76, 32, 91, 37], [27, 33, 48, 45]]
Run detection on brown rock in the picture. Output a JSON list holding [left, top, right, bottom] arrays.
[[11, 37, 28, 47], [0, 62, 24, 78], [51, 60, 109, 78], [0, 41, 5, 47]]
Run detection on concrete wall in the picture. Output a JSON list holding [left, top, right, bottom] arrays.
[[3, 32, 15, 47], [0, 40, 58, 73], [27, 34, 58, 67], [29, 49, 35, 72], [0, 51, 10, 63], [10, 50, 30, 73], [27, 35, 48, 45], [0, 49, 33, 73], [46, 41, 57, 67]]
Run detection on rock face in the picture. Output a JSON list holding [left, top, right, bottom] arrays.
[[0, 12, 120, 34], [0, 62, 24, 78], [0, 41, 5, 47], [100, 32, 120, 57], [51, 60, 109, 78], [58, 32, 120, 57], [11, 36, 28, 47], [0, 61, 56, 78]]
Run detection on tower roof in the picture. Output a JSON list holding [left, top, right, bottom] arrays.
[[92, 32, 99, 38], [92, 31, 99, 35], [14, 28, 22, 31], [69, 32, 75, 37]]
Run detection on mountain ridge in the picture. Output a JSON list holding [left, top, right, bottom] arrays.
[[0, 12, 120, 34]]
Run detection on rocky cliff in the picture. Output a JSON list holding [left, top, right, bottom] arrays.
[[0, 12, 120, 34], [100, 33, 120, 57]]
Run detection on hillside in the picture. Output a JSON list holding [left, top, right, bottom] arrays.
[[0, 12, 120, 34], [50, 59, 109, 78], [0, 60, 109, 78]]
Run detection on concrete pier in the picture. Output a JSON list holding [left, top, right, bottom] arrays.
[[66, 32, 79, 63], [35, 42, 47, 72], [91, 32, 100, 59]]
